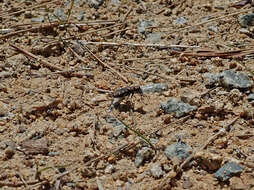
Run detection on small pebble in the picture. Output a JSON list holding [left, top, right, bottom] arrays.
[[4, 147, 15, 160], [164, 140, 192, 162], [220, 70, 253, 90], [141, 83, 168, 94], [105, 164, 115, 174], [239, 13, 254, 27], [214, 162, 243, 182], [105, 115, 127, 137], [247, 93, 254, 101], [138, 20, 154, 34], [88, 0, 104, 8], [161, 98, 197, 118], [182, 175, 193, 189], [134, 147, 153, 167], [150, 163, 164, 179], [174, 17, 188, 25]]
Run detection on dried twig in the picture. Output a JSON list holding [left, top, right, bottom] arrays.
[[171, 48, 254, 58], [17, 172, 29, 190], [122, 7, 133, 22], [0, 180, 41, 188], [102, 28, 130, 37], [122, 56, 173, 61], [68, 47, 88, 63], [81, 23, 124, 35], [9, 43, 63, 71], [10, 43, 85, 78], [1, 22, 60, 39], [79, 41, 199, 49], [30, 68, 92, 78], [122, 65, 175, 81], [0, 0, 59, 18], [77, 41, 129, 83]]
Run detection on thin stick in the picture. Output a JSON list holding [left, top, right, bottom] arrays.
[[17, 173, 29, 190], [122, 7, 132, 21], [0, 0, 59, 18], [122, 56, 173, 61], [102, 28, 130, 37], [9, 20, 118, 29], [30, 68, 92, 78], [0, 180, 41, 188], [79, 41, 199, 49], [166, 8, 251, 34], [9, 43, 63, 71], [0, 22, 60, 39], [77, 41, 129, 83], [68, 47, 87, 63], [81, 23, 124, 35], [123, 65, 175, 81]]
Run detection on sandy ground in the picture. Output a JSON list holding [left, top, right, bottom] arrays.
[[0, 0, 254, 189]]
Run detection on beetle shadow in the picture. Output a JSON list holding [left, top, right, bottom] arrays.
[[116, 101, 146, 114]]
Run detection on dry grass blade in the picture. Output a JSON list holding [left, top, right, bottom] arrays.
[[113, 114, 155, 149]]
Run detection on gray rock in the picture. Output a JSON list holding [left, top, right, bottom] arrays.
[[164, 140, 192, 161], [220, 70, 253, 90], [0, 29, 14, 34], [48, 151, 60, 156], [150, 163, 164, 179], [247, 93, 254, 101], [138, 20, 154, 34], [208, 25, 218, 33], [110, 0, 121, 7], [88, 0, 104, 8], [135, 147, 153, 167], [0, 101, 8, 117], [174, 17, 188, 25], [160, 98, 197, 118], [105, 164, 115, 174], [203, 73, 220, 87], [76, 11, 85, 21], [201, 16, 213, 22], [239, 14, 254, 27], [31, 16, 44, 23], [183, 176, 193, 189], [214, 162, 243, 181], [204, 70, 253, 90], [239, 28, 251, 35], [141, 83, 168, 94], [54, 8, 67, 21], [105, 115, 127, 137], [145, 33, 162, 44]]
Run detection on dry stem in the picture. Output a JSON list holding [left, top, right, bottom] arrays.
[[76, 41, 129, 83]]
